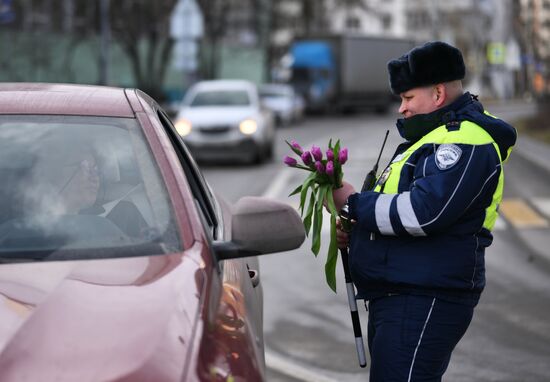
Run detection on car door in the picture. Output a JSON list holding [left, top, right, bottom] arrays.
[[154, 109, 266, 364]]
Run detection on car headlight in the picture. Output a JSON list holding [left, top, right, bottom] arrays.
[[175, 119, 192, 137], [239, 119, 257, 135]]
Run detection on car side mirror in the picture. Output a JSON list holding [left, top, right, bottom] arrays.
[[214, 196, 305, 260]]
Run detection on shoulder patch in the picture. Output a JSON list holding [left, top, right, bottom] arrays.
[[435, 144, 462, 170]]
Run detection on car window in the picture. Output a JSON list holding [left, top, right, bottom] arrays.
[[189, 90, 251, 107], [0, 115, 181, 261], [156, 111, 223, 241]]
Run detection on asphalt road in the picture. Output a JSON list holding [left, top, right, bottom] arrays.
[[201, 100, 550, 381]]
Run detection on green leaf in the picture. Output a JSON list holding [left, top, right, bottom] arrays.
[[325, 213, 338, 292], [295, 164, 315, 171], [302, 190, 316, 236], [288, 184, 302, 197], [326, 187, 338, 217], [299, 173, 317, 214], [311, 186, 326, 255], [333, 140, 341, 163], [333, 140, 343, 188]]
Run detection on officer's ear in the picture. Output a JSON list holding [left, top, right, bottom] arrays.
[[433, 84, 446, 107]]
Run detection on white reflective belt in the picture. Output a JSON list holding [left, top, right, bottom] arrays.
[[397, 192, 426, 236], [375, 194, 396, 235]]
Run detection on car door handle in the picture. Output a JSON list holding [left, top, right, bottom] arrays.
[[248, 269, 260, 288]]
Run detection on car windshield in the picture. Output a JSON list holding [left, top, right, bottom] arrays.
[[0, 115, 181, 262], [189, 90, 251, 107]]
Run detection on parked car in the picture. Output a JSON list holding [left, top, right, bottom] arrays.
[[175, 80, 275, 164], [259, 83, 304, 126], [0, 83, 305, 381]]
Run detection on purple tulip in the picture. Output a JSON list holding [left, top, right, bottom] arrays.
[[326, 161, 334, 176], [338, 148, 348, 164], [315, 161, 325, 174], [326, 149, 334, 161], [284, 156, 298, 167], [301, 151, 313, 166], [291, 141, 303, 154], [311, 145, 323, 161]]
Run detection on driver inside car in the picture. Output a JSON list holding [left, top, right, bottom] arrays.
[[33, 145, 149, 239]]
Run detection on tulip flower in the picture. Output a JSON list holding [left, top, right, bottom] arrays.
[[326, 161, 334, 176], [284, 156, 297, 167], [291, 141, 303, 153], [326, 149, 334, 161], [338, 148, 348, 164], [315, 161, 325, 174], [301, 151, 313, 166], [311, 145, 323, 161]]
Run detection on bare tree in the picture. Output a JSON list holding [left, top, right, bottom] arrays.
[[195, 0, 231, 79], [110, 0, 178, 100]]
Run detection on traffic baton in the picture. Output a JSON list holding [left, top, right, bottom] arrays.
[[338, 130, 389, 368], [339, 243, 367, 367]]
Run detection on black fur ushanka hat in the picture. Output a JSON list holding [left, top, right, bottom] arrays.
[[387, 41, 465, 95]]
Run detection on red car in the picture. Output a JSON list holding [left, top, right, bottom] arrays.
[[0, 83, 305, 381]]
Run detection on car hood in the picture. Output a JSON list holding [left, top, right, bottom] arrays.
[[178, 106, 258, 125], [0, 248, 205, 382]]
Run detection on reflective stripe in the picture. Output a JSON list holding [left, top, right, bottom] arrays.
[[408, 298, 436, 382], [422, 156, 428, 177], [397, 192, 426, 236], [375, 194, 396, 235]]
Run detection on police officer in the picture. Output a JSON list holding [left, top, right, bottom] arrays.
[[332, 41, 517, 381]]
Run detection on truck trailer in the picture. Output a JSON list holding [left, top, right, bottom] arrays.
[[289, 34, 415, 113]]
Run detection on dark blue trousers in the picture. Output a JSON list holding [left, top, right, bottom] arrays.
[[367, 295, 474, 382]]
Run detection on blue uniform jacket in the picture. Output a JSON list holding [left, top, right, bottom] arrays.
[[347, 93, 517, 306]]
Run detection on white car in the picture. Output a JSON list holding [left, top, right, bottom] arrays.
[[175, 80, 275, 164], [260, 83, 304, 126]]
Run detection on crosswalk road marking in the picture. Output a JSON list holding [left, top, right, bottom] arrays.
[[498, 198, 548, 228]]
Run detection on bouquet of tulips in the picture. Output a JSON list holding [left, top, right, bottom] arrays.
[[284, 140, 348, 292]]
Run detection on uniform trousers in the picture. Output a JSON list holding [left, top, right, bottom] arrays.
[[367, 294, 474, 382]]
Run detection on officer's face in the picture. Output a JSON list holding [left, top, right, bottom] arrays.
[[398, 86, 439, 118]]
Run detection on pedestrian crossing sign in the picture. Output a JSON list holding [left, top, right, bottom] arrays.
[[487, 42, 506, 65]]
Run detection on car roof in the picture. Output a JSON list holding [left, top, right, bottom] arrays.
[[0, 83, 135, 117]]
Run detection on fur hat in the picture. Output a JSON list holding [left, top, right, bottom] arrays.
[[387, 41, 465, 94]]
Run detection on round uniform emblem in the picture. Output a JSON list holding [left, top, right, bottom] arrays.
[[378, 166, 392, 185], [435, 144, 462, 170]]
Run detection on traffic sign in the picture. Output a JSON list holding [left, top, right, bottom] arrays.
[[487, 42, 506, 65]]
